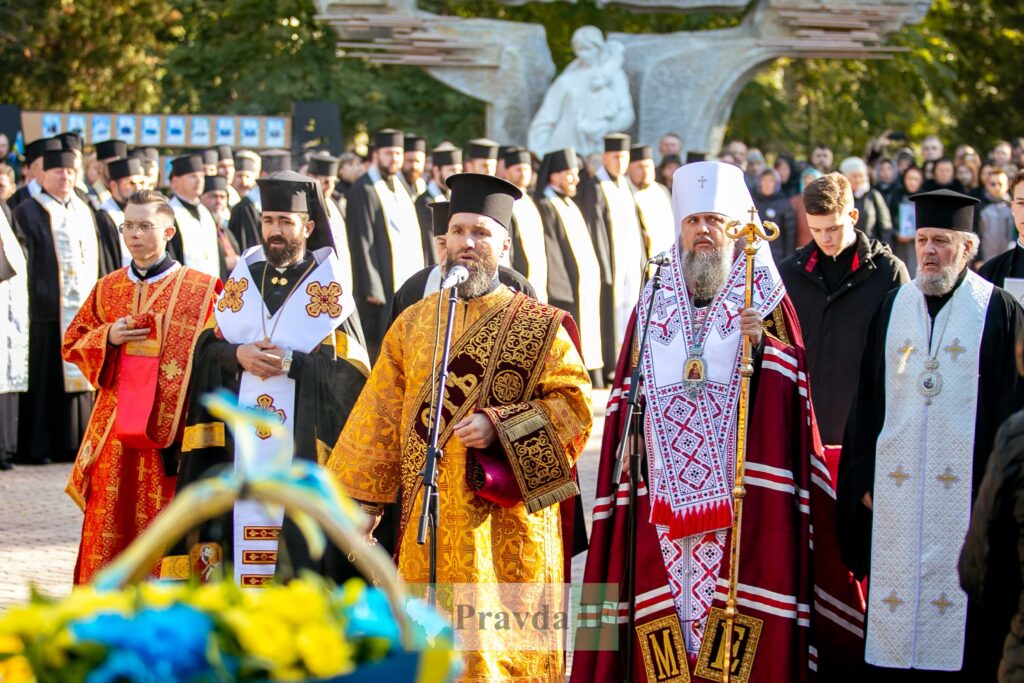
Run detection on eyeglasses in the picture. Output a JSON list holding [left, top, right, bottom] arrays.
[[118, 222, 168, 234]]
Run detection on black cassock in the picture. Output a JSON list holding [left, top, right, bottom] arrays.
[[172, 260, 368, 583], [838, 274, 1024, 682], [12, 195, 118, 463], [227, 194, 261, 253], [412, 190, 440, 268], [979, 243, 1024, 289], [574, 176, 616, 379], [345, 173, 425, 360]]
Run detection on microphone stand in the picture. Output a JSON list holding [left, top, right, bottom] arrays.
[[616, 258, 665, 683], [416, 281, 460, 610]]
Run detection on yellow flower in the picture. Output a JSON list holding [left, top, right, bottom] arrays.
[[224, 609, 297, 669], [54, 587, 133, 622], [0, 634, 23, 655], [0, 654, 35, 683], [185, 582, 240, 614], [245, 581, 327, 628], [137, 582, 181, 609], [0, 605, 58, 640], [296, 622, 355, 679]]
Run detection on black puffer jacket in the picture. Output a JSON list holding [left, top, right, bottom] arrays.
[[777, 230, 909, 444], [960, 411, 1024, 682]]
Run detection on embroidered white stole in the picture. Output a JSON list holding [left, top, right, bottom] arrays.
[[597, 167, 644, 344], [511, 196, 548, 303], [422, 265, 443, 297], [35, 193, 98, 393], [215, 246, 353, 586], [544, 185, 603, 370], [169, 195, 220, 278], [368, 166, 423, 292], [325, 198, 354, 296], [0, 209, 29, 393], [866, 272, 991, 671], [634, 184, 676, 258]]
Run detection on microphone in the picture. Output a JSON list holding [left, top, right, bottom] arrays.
[[648, 250, 672, 266], [441, 265, 470, 289]]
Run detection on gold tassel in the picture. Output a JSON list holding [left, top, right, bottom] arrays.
[[503, 412, 547, 443], [525, 480, 581, 514]]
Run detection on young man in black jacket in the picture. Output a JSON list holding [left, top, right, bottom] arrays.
[[777, 172, 909, 478]]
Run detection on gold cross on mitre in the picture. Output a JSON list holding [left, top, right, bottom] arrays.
[[931, 593, 953, 616], [936, 465, 959, 490], [882, 590, 904, 613], [944, 338, 966, 362], [888, 464, 910, 487]]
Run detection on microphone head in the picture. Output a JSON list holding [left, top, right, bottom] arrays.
[[649, 250, 672, 266], [441, 264, 470, 288]]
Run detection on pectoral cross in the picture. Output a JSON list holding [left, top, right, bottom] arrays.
[[936, 466, 959, 490], [888, 465, 910, 487], [943, 339, 966, 362], [882, 590, 904, 613], [931, 593, 953, 616]]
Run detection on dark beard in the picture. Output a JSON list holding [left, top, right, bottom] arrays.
[[445, 251, 498, 299], [682, 247, 732, 302], [263, 235, 304, 267]]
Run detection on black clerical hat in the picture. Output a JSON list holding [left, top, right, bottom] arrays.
[[432, 146, 462, 167], [910, 189, 980, 232], [307, 154, 340, 178], [234, 151, 259, 173], [108, 157, 144, 181], [200, 148, 218, 165], [26, 138, 62, 165], [446, 172, 522, 231], [429, 200, 450, 237], [128, 147, 158, 162], [541, 148, 578, 176], [502, 147, 532, 168], [374, 129, 404, 150], [260, 150, 292, 174], [604, 134, 630, 153], [43, 150, 76, 170], [685, 152, 707, 164], [215, 145, 233, 161], [257, 170, 334, 253], [170, 154, 204, 177], [95, 139, 128, 161], [468, 138, 499, 161], [404, 135, 426, 153], [630, 144, 653, 163], [57, 133, 83, 153], [203, 175, 228, 194]]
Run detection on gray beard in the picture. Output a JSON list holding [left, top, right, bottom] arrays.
[[682, 247, 732, 302], [916, 266, 960, 297], [445, 254, 498, 299]]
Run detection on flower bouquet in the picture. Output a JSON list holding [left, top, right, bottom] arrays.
[[0, 392, 461, 683]]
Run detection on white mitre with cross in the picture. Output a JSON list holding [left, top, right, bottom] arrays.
[[671, 160, 763, 237]]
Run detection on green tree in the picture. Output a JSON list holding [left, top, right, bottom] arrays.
[[0, 0, 174, 112]]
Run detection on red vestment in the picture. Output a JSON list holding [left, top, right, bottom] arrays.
[[62, 264, 219, 584], [571, 299, 864, 683]]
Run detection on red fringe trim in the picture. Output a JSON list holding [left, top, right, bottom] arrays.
[[649, 497, 732, 538]]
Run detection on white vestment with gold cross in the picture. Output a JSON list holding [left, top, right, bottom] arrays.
[[214, 245, 354, 586], [866, 271, 992, 670]]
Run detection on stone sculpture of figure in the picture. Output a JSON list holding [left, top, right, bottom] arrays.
[[528, 26, 636, 157]]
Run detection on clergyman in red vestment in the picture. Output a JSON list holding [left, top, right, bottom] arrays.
[[62, 190, 220, 584]]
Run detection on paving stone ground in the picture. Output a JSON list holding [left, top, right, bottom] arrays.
[[0, 390, 609, 611]]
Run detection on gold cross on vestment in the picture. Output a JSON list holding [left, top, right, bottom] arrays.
[[888, 465, 911, 487], [944, 338, 966, 362], [899, 339, 916, 357], [931, 593, 954, 615], [882, 590, 904, 613], [937, 466, 959, 490]]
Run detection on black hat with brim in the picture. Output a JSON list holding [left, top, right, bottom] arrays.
[[307, 154, 340, 178], [468, 138, 499, 161], [257, 170, 334, 253], [630, 144, 653, 163], [57, 133, 83, 153], [216, 145, 233, 161], [432, 147, 462, 168], [128, 147, 158, 162], [43, 150, 76, 171], [429, 200, 450, 237], [604, 134, 630, 152], [108, 157, 144, 181], [260, 150, 292, 174], [502, 147, 532, 168], [446, 172, 522, 231], [201, 149, 219, 165], [26, 138, 62, 165], [96, 139, 128, 161], [910, 189, 980, 232], [541, 148, 578, 176], [234, 151, 260, 173], [203, 175, 228, 194], [685, 152, 707, 164], [404, 135, 426, 153], [374, 129, 404, 150], [170, 154, 205, 177]]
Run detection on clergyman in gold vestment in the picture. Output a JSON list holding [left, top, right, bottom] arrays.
[[329, 173, 592, 682]]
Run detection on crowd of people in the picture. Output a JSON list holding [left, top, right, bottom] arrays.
[[2, 124, 1024, 682]]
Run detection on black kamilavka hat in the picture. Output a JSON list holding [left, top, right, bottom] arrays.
[[446, 172, 523, 231]]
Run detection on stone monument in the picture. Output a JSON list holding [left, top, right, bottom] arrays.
[[527, 26, 635, 156], [316, 0, 933, 156]]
